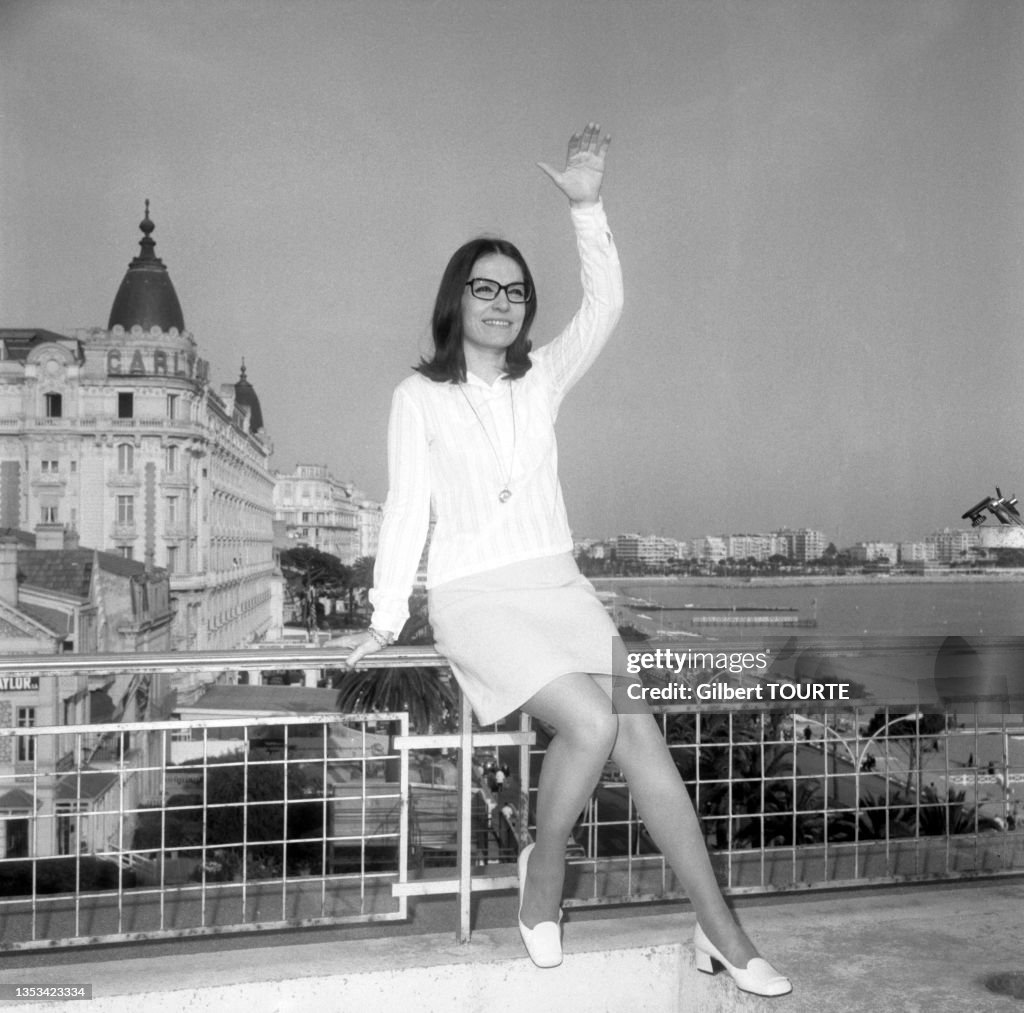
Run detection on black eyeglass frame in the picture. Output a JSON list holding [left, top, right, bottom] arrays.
[[464, 278, 534, 304]]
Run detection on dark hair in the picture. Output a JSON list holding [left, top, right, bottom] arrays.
[[414, 237, 536, 383]]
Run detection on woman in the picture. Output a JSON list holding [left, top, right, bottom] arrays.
[[336, 124, 791, 997]]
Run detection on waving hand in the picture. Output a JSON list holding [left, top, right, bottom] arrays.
[[537, 122, 611, 208]]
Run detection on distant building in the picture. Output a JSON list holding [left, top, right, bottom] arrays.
[[898, 542, 934, 564], [0, 529, 179, 861], [849, 542, 898, 564], [0, 204, 277, 650], [615, 533, 681, 568], [574, 537, 610, 560], [925, 528, 980, 565], [772, 528, 827, 563], [0, 528, 174, 654], [725, 533, 773, 562], [273, 463, 381, 565], [693, 535, 727, 565]]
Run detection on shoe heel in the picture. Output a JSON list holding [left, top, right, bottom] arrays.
[[694, 949, 715, 975]]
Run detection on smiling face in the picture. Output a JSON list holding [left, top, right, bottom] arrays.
[[460, 253, 527, 367]]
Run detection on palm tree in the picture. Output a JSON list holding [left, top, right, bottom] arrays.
[[329, 585, 453, 733], [699, 741, 799, 849], [331, 665, 458, 734], [664, 709, 799, 849], [826, 790, 917, 843], [734, 780, 826, 848], [915, 786, 1002, 836]]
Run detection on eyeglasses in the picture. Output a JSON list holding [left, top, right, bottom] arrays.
[[465, 278, 533, 304]]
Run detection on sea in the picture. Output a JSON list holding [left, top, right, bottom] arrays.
[[594, 577, 1024, 640], [594, 576, 1024, 707]]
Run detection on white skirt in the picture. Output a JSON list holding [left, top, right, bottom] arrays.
[[428, 553, 620, 725]]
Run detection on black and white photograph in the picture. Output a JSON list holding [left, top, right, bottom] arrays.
[[1, 2, 1023, 1010]]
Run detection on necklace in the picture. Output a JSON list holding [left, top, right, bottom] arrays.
[[458, 382, 516, 503]]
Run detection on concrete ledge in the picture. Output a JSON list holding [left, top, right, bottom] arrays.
[[3, 880, 1024, 1011]]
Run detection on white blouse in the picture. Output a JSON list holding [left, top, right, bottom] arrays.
[[369, 199, 623, 635]]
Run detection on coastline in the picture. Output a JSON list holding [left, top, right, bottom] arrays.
[[590, 570, 1024, 589]]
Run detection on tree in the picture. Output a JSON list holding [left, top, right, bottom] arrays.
[[203, 752, 326, 874], [827, 790, 917, 842], [280, 547, 349, 633], [329, 591, 455, 733], [331, 665, 458, 734]]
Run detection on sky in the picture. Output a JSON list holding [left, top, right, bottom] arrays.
[[2, 0, 1023, 546]]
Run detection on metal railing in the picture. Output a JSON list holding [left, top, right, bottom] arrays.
[[555, 702, 1024, 909], [0, 642, 1021, 951]]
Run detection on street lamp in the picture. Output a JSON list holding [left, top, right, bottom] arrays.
[[857, 711, 923, 789], [789, 710, 923, 777]]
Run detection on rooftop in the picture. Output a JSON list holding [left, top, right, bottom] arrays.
[[18, 547, 153, 599], [177, 683, 342, 715]]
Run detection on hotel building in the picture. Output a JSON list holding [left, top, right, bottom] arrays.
[[0, 204, 277, 651]]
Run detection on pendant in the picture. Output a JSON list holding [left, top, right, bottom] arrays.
[[499, 488, 512, 503]]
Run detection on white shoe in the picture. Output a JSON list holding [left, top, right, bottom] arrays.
[[517, 843, 562, 968], [693, 923, 792, 997]]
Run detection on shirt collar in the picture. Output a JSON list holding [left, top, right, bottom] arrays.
[[464, 370, 508, 390]]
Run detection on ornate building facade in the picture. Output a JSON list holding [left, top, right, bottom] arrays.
[[0, 204, 277, 650], [273, 463, 382, 565]]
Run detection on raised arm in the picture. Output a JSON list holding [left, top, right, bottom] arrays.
[[535, 124, 623, 406]]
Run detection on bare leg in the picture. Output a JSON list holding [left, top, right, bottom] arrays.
[[518, 672, 619, 928], [609, 706, 759, 966]]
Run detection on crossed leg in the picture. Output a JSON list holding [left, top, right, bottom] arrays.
[[519, 671, 757, 967]]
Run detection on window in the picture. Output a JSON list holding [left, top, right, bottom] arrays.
[[40, 460, 58, 474], [166, 496, 179, 525], [167, 393, 179, 420], [70, 460, 77, 473], [117, 443, 134, 473], [119, 546, 133, 560], [16, 708, 35, 763], [4, 817, 29, 858], [118, 392, 133, 419], [166, 544, 178, 574], [40, 505, 58, 524], [55, 803, 84, 856], [116, 495, 134, 524], [44, 392, 62, 418], [165, 444, 179, 472]]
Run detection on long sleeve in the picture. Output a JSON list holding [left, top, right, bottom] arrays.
[[368, 384, 431, 634], [534, 199, 624, 413]]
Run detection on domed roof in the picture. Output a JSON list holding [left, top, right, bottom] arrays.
[[108, 201, 185, 332], [234, 361, 265, 433]]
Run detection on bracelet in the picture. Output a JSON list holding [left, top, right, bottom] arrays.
[[367, 627, 394, 648]]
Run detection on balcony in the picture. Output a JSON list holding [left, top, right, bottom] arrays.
[[0, 644, 1021, 1010], [107, 472, 142, 491]]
